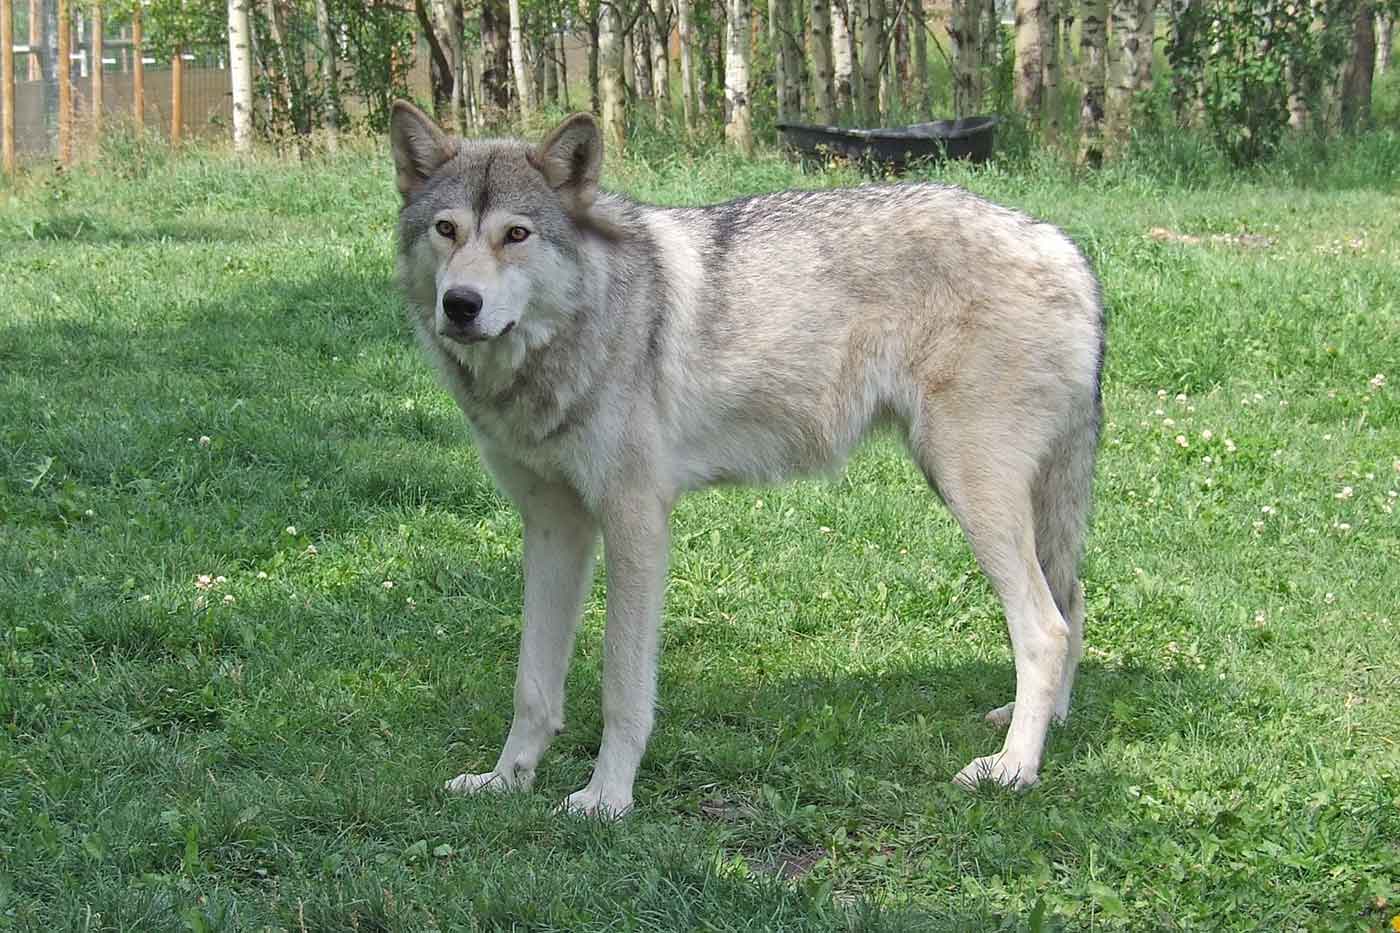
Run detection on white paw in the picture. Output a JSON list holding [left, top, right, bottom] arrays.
[[444, 769, 527, 795], [984, 702, 1016, 727], [557, 784, 632, 819], [953, 753, 1039, 791]]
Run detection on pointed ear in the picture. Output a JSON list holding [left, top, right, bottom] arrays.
[[529, 113, 603, 214], [389, 100, 454, 202]]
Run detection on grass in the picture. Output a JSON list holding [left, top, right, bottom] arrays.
[[1, 126, 1399, 932]]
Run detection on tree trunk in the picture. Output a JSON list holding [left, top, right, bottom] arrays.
[[1078, 0, 1106, 165], [429, 0, 465, 131], [1135, 0, 1154, 92], [585, 0, 600, 113], [1378, 12, 1393, 75], [481, 0, 511, 120], [600, 0, 625, 149], [1042, 0, 1060, 136], [782, 0, 803, 117], [771, 0, 790, 120], [894, 6, 909, 111], [263, 0, 301, 137], [771, 0, 801, 120], [948, 0, 982, 117], [832, 0, 855, 118], [807, 0, 834, 121], [313, 0, 341, 148], [677, 0, 699, 124], [1340, 1, 1375, 131], [509, 0, 533, 116], [912, 0, 927, 112], [1106, 0, 1141, 152], [724, 0, 753, 153], [633, 15, 654, 104], [1014, 0, 1044, 121], [228, 0, 255, 153], [856, 0, 882, 123], [650, 0, 670, 107]]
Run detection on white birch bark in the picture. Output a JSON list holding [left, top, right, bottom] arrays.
[[600, 0, 625, 149], [509, 0, 534, 116], [228, 0, 254, 154], [724, 0, 754, 153], [677, 0, 699, 125]]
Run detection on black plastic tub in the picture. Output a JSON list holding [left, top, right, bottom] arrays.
[[775, 117, 998, 171]]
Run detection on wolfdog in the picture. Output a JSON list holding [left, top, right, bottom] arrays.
[[390, 101, 1104, 817]]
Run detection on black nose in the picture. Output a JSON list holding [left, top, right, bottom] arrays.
[[442, 287, 484, 325]]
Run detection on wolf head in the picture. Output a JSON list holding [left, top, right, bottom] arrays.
[[390, 102, 604, 360]]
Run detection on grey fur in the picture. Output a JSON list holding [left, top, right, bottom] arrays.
[[389, 101, 1104, 816]]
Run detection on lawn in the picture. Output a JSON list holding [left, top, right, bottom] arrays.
[[1, 127, 1399, 931]]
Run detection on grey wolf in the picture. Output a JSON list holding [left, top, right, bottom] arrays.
[[389, 101, 1104, 817]]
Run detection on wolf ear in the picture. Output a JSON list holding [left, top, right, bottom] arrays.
[[529, 113, 603, 214], [389, 100, 454, 202]]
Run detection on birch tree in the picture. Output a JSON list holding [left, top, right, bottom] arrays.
[[650, 0, 670, 108], [724, 0, 754, 153], [677, 0, 699, 125], [1106, 0, 1142, 151], [771, 0, 801, 120], [228, 0, 254, 153], [911, 0, 927, 111], [509, 0, 534, 115], [1014, 0, 1045, 120], [1042, 0, 1060, 135], [481, 0, 510, 120], [1078, 0, 1106, 164], [1135, 0, 1155, 92], [1339, 1, 1375, 130], [832, 0, 856, 117], [600, 0, 625, 149], [1378, 12, 1393, 74], [313, 0, 341, 148], [807, 0, 835, 121], [948, 0, 984, 116], [856, 0, 882, 123]]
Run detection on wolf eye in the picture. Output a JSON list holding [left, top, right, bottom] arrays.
[[435, 219, 456, 239], [506, 226, 531, 243]]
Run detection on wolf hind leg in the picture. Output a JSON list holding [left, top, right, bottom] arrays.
[[915, 415, 1069, 790]]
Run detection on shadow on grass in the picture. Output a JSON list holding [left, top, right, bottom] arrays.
[[1, 213, 261, 244]]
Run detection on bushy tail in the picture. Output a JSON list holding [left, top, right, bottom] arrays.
[[1032, 401, 1100, 623]]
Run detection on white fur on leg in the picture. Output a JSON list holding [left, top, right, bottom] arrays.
[[558, 781, 634, 819], [444, 768, 529, 795], [953, 752, 1040, 790]]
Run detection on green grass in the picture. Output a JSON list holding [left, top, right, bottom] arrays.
[[2, 129, 1399, 932]]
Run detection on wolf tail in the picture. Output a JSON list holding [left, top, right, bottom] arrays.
[[1031, 324, 1103, 705]]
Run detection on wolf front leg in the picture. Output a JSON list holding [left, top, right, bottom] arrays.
[[446, 457, 598, 797], [561, 494, 671, 818]]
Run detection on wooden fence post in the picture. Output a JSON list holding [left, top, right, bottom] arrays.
[[58, 0, 72, 163], [2, 0, 14, 174], [91, 0, 103, 137], [132, 2, 143, 128], [170, 46, 182, 143]]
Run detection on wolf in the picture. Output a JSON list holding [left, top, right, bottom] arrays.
[[390, 101, 1104, 817]]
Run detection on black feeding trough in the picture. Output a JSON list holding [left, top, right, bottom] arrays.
[[775, 116, 999, 172]]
